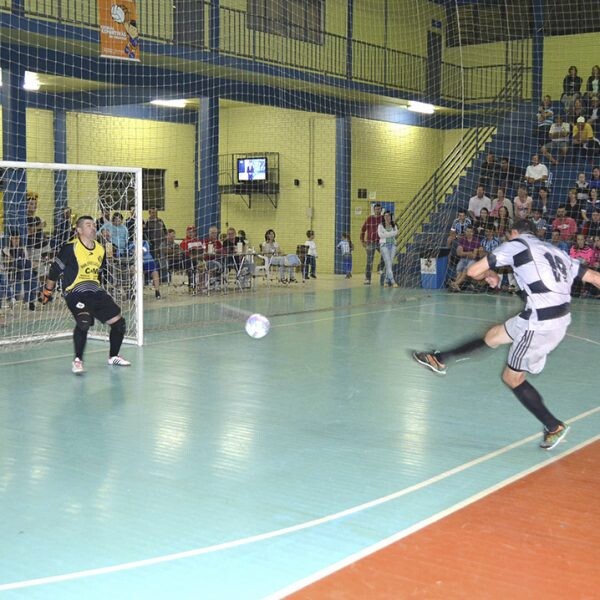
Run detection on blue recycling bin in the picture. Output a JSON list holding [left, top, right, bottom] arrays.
[[420, 249, 449, 289]]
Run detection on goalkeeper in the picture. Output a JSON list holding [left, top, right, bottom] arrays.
[[40, 215, 131, 375]]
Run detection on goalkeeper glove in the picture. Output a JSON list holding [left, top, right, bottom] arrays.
[[39, 286, 54, 305]]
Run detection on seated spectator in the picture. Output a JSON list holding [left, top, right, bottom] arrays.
[[497, 157, 523, 195], [586, 65, 600, 99], [479, 152, 499, 190], [478, 226, 501, 258], [571, 116, 594, 158], [524, 154, 548, 190], [592, 236, 600, 270], [552, 205, 578, 242], [529, 207, 548, 238], [587, 94, 600, 127], [160, 228, 194, 285], [449, 226, 479, 291], [541, 113, 570, 166], [564, 188, 585, 226], [561, 66, 582, 111], [550, 230, 570, 255], [513, 185, 533, 220], [494, 206, 513, 240], [536, 186, 551, 216], [535, 95, 554, 147], [489, 186, 514, 219], [567, 97, 585, 125], [261, 229, 298, 283], [575, 172, 590, 203], [447, 209, 472, 246], [584, 208, 600, 240], [180, 225, 205, 290], [467, 185, 491, 220], [201, 225, 224, 278], [222, 226, 245, 273], [473, 207, 492, 238], [570, 234, 594, 296], [99, 212, 129, 257], [589, 166, 600, 191]]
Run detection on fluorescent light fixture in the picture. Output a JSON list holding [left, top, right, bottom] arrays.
[[150, 99, 187, 108], [23, 71, 41, 91], [407, 101, 434, 114]]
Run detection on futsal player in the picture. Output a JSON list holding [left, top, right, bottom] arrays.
[[39, 215, 131, 374], [414, 219, 600, 450]]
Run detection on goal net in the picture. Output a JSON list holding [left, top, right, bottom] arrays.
[[0, 162, 143, 347]]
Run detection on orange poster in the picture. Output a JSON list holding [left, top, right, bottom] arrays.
[[99, 0, 140, 61]]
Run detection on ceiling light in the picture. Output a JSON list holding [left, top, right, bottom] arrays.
[[407, 101, 434, 114], [150, 99, 187, 108], [23, 71, 41, 91]]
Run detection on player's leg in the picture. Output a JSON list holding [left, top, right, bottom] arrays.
[[95, 290, 131, 366], [65, 294, 94, 375]]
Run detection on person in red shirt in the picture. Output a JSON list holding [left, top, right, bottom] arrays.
[[552, 205, 578, 241], [180, 225, 204, 291], [359, 203, 383, 285]]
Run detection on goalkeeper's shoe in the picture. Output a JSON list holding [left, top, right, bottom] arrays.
[[413, 351, 447, 375], [72, 358, 85, 375], [540, 424, 570, 450], [108, 355, 131, 367]]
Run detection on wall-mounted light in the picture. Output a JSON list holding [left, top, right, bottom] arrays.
[[317, 178, 324, 186], [23, 72, 41, 91], [407, 101, 434, 114], [294, 179, 300, 186], [150, 99, 188, 108]]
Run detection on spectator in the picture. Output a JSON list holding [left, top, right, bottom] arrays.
[[570, 234, 594, 297], [202, 225, 224, 279], [143, 207, 167, 254], [261, 229, 297, 284], [480, 152, 499, 190], [161, 228, 194, 286], [497, 157, 523, 195], [490, 186, 514, 219], [535, 95, 554, 146], [180, 225, 205, 291], [474, 207, 492, 238], [449, 226, 479, 291], [52, 206, 74, 249], [359, 203, 382, 285], [589, 167, 600, 191], [337, 232, 353, 278], [567, 97, 585, 125], [550, 230, 570, 255], [303, 230, 318, 280], [99, 212, 129, 257], [561, 65, 582, 110], [530, 207, 548, 238], [564, 188, 585, 226], [222, 227, 243, 275], [3, 233, 38, 311], [552, 206, 578, 241], [536, 186, 551, 216], [584, 208, 600, 240], [447, 208, 472, 246], [467, 185, 491, 220], [586, 65, 600, 99], [377, 213, 398, 287], [479, 226, 501, 258], [513, 185, 533, 220], [130, 239, 161, 299], [96, 206, 111, 231], [494, 205, 513, 240], [587, 94, 600, 127], [575, 172, 590, 203], [572, 116, 595, 159], [125, 206, 136, 243], [524, 154, 548, 190], [541, 113, 570, 166]]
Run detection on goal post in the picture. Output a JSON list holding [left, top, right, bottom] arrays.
[[0, 161, 144, 347]]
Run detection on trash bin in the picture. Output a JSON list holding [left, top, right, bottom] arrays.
[[420, 248, 449, 289]]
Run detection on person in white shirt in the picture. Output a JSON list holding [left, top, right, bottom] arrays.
[[303, 230, 318, 279], [468, 185, 492, 220], [377, 212, 398, 287], [525, 154, 549, 187]]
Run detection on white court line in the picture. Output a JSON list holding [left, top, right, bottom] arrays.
[[267, 431, 600, 600], [1, 405, 599, 592]]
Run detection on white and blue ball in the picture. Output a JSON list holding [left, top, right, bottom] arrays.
[[245, 313, 270, 339]]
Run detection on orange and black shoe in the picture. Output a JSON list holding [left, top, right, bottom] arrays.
[[540, 424, 570, 450], [413, 351, 447, 375]]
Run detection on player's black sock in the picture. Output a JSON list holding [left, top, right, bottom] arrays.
[[109, 317, 126, 357], [437, 338, 487, 363], [512, 380, 562, 430], [74, 326, 87, 360]]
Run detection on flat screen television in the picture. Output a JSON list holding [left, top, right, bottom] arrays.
[[237, 157, 267, 182]]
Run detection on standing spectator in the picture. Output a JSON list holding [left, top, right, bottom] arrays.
[[96, 206, 111, 231], [99, 212, 129, 257], [467, 185, 491, 220], [541, 113, 570, 166], [535, 95, 554, 146], [552, 206, 578, 241], [3, 233, 38, 311], [490, 187, 514, 219], [513, 186, 533, 220], [125, 206, 136, 243], [524, 154, 548, 189], [143, 207, 167, 255], [479, 152, 499, 190], [378, 212, 398, 287], [359, 202, 383, 285], [303, 230, 318, 280], [497, 157, 523, 196], [561, 65, 582, 110], [52, 206, 74, 250], [337, 232, 353, 278]]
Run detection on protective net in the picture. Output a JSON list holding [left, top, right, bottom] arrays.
[[1, 0, 599, 338], [0, 162, 143, 346]]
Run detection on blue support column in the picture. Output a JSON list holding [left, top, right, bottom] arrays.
[[196, 95, 220, 236], [54, 110, 68, 225], [2, 69, 28, 237], [334, 116, 351, 274], [531, 0, 544, 102]]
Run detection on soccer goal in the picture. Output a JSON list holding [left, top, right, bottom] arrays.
[[0, 161, 144, 347]]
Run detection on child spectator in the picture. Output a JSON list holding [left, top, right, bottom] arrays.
[[303, 230, 317, 280], [530, 207, 548, 237], [337, 232, 353, 278], [377, 213, 398, 287], [575, 172, 590, 202]]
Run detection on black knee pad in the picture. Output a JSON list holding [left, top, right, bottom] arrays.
[[110, 317, 126, 334], [75, 311, 93, 332]]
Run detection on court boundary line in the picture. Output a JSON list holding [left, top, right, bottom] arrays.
[[266, 432, 600, 600], [1, 406, 599, 592]]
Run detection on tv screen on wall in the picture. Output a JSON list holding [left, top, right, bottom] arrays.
[[237, 157, 267, 182]]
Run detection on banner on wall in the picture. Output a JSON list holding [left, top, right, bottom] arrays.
[[99, 0, 140, 61]]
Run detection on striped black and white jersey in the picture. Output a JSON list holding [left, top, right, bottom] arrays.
[[488, 233, 587, 330]]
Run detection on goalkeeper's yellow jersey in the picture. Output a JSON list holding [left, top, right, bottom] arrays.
[[50, 238, 106, 293]]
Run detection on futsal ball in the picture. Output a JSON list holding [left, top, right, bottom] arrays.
[[245, 313, 270, 339], [111, 4, 126, 23]]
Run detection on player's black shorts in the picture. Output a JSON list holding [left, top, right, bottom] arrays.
[[65, 289, 121, 326]]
